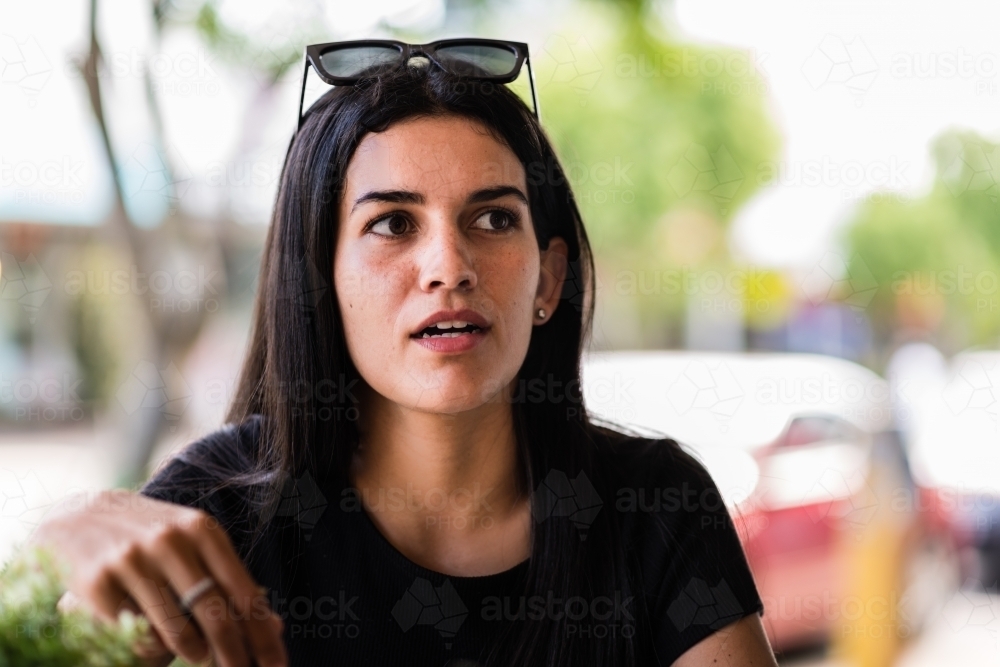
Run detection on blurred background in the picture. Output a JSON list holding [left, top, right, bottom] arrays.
[[2, 0, 999, 664]]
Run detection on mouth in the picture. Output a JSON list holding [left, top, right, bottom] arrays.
[[411, 321, 487, 339], [408, 309, 492, 352]]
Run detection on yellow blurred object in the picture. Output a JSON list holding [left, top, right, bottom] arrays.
[[830, 450, 911, 667], [744, 269, 792, 330]]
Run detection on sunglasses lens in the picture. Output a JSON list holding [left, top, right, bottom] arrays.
[[319, 45, 402, 78], [434, 44, 519, 77]]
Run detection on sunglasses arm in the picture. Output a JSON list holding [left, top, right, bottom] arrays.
[[297, 56, 310, 134], [526, 55, 541, 122]]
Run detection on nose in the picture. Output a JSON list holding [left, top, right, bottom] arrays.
[[418, 221, 477, 292]]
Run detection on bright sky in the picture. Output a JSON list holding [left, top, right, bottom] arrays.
[[6, 0, 1000, 262], [674, 0, 1000, 269], [0, 0, 444, 227]]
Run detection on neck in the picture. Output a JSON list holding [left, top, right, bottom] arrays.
[[349, 380, 527, 524]]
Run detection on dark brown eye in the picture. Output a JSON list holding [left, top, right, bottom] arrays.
[[388, 215, 407, 234], [473, 208, 517, 231], [370, 213, 410, 236]]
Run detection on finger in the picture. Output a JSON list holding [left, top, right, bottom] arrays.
[[112, 545, 215, 666], [150, 533, 259, 667], [182, 581, 253, 667], [117, 596, 174, 664], [139, 652, 179, 667], [57, 590, 83, 614], [75, 572, 176, 665], [187, 516, 287, 667], [78, 566, 136, 624], [234, 587, 287, 667]]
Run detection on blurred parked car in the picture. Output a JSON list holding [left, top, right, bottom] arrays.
[[582, 351, 958, 652], [901, 347, 1000, 591]]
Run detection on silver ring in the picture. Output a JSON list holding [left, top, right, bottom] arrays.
[[178, 576, 216, 613]]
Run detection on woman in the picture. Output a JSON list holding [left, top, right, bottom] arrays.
[[31, 46, 777, 667]]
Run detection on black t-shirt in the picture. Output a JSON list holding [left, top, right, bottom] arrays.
[[139, 416, 763, 666]]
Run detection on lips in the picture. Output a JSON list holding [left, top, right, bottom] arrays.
[[409, 308, 491, 338]]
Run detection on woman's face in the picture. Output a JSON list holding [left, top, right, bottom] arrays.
[[334, 115, 568, 413]]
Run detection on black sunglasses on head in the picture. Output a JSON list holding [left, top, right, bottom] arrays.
[[296, 38, 539, 131]]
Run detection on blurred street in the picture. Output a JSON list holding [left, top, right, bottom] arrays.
[[779, 586, 1000, 666]]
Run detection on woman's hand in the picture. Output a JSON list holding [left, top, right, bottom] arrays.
[[29, 489, 288, 667]]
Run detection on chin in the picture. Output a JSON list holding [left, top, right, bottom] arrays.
[[405, 374, 509, 414]]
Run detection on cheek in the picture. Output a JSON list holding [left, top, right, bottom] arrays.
[[485, 246, 539, 335], [335, 250, 408, 341]]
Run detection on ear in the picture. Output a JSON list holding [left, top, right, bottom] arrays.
[[534, 236, 569, 324]]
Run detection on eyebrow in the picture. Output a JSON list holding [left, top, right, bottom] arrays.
[[350, 185, 528, 214], [351, 189, 423, 214], [467, 185, 529, 206]]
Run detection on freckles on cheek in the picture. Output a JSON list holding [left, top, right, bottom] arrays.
[[344, 257, 408, 339], [488, 251, 536, 326]]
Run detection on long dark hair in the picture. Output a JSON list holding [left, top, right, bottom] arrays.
[[223, 61, 652, 666]]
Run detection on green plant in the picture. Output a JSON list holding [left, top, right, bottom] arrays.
[[0, 545, 151, 667]]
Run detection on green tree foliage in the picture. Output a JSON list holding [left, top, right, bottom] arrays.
[[534, 2, 781, 344], [845, 129, 1000, 355]]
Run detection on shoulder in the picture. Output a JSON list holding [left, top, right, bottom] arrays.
[[591, 423, 739, 547], [593, 426, 764, 666], [601, 430, 734, 561], [141, 415, 266, 493], [138, 415, 269, 554], [591, 424, 716, 498], [155, 414, 265, 474]]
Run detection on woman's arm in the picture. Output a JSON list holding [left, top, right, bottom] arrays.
[[29, 488, 287, 667], [672, 613, 778, 667]]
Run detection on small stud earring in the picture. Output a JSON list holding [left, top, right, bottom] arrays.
[[537, 308, 546, 319]]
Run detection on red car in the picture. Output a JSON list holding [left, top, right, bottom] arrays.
[[735, 414, 957, 651], [581, 352, 958, 653]]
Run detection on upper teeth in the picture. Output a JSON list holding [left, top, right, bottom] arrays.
[[419, 320, 480, 338], [431, 321, 470, 330]]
